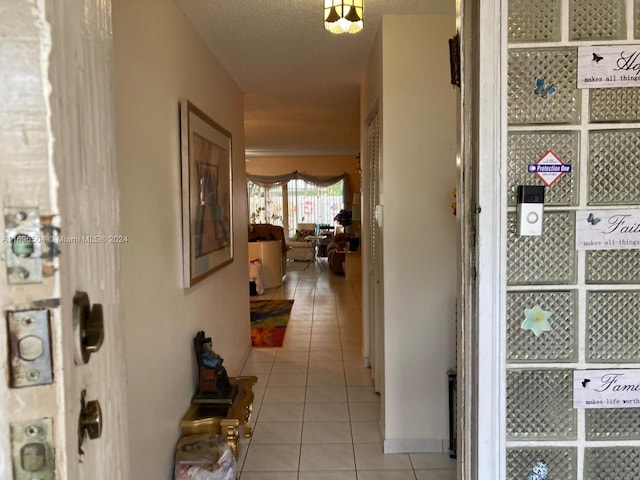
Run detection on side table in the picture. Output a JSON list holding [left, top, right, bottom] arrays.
[[345, 251, 362, 281], [180, 376, 257, 458]]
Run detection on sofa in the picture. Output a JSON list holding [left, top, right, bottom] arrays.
[[286, 223, 316, 262]]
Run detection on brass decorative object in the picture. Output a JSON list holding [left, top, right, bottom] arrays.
[[180, 376, 257, 458]]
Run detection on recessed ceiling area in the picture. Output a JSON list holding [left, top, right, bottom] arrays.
[[175, 0, 455, 157]]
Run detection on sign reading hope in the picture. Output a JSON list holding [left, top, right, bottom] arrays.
[[578, 44, 640, 89]]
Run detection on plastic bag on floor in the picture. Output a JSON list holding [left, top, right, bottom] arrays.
[[174, 433, 236, 480]]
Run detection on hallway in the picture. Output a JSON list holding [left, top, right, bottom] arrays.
[[238, 261, 456, 479]]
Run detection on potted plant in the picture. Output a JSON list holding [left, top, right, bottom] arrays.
[[333, 209, 352, 229]]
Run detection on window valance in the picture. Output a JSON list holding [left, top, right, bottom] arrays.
[[246, 171, 350, 206]]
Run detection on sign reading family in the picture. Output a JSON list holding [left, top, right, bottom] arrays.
[[577, 44, 640, 89], [574, 369, 640, 409], [576, 209, 640, 250]]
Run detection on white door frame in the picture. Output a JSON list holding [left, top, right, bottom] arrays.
[[474, 0, 507, 478], [458, 0, 507, 478]]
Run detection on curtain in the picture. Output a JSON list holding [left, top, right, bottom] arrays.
[[247, 171, 350, 236], [246, 171, 350, 206]]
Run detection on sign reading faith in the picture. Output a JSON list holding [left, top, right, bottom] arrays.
[[576, 209, 640, 250], [577, 44, 640, 89], [574, 369, 640, 409]]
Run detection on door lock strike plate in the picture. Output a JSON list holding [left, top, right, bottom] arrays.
[[7, 309, 53, 387], [10, 418, 55, 479]]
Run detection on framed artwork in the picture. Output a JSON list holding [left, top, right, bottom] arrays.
[[180, 100, 233, 287]]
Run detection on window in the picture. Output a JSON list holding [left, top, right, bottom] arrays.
[[247, 172, 349, 238], [287, 178, 344, 231], [248, 182, 284, 226]]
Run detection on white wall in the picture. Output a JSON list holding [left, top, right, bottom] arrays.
[[363, 15, 457, 452], [113, 0, 251, 477]]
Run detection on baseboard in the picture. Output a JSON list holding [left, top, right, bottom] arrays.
[[236, 343, 253, 375], [383, 437, 447, 454]]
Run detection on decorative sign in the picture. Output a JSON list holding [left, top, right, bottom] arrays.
[[574, 369, 640, 409], [521, 305, 553, 336], [533, 78, 556, 100], [576, 209, 640, 250], [577, 44, 640, 89], [527, 150, 572, 187], [525, 461, 549, 480]]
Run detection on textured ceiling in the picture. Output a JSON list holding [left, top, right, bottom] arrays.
[[175, 0, 455, 157]]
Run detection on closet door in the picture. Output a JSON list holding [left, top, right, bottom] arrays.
[[364, 110, 384, 395]]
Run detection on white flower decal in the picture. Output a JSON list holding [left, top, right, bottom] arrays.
[[521, 305, 553, 336]]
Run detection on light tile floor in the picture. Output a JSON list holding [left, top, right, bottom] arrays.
[[238, 260, 456, 479]]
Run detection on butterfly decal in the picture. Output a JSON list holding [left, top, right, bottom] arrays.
[[534, 78, 556, 100], [582, 378, 591, 388], [592, 52, 604, 63], [526, 460, 549, 480], [587, 213, 601, 225]]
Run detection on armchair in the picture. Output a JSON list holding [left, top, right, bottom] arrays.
[[286, 223, 316, 262]]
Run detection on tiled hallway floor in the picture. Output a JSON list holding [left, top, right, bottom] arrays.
[[238, 260, 456, 479]]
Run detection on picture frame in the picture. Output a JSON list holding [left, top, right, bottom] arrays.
[[180, 100, 233, 287]]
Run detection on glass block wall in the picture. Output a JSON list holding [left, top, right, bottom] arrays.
[[506, 1, 640, 478]]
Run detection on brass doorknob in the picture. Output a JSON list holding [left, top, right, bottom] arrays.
[[73, 291, 105, 364], [85, 303, 104, 354], [78, 390, 102, 454], [81, 399, 102, 440]]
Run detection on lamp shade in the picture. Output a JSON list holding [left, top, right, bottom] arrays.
[[352, 206, 361, 222], [352, 192, 361, 221], [324, 0, 363, 35]]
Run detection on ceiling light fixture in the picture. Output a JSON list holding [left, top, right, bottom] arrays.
[[324, 0, 363, 35]]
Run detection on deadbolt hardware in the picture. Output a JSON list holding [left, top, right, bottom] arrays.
[[4, 206, 42, 284], [78, 389, 103, 455], [11, 233, 36, 257], [72, 291, 104, 364]]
